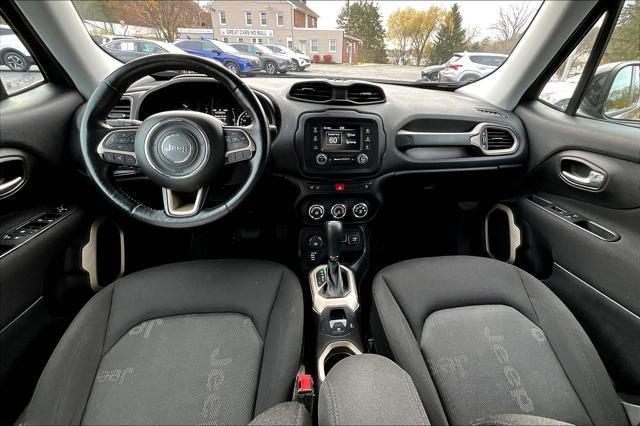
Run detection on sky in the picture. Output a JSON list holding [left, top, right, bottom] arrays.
[[306, 1, 544, 40]]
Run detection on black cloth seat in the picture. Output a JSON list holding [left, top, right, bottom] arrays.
[[24, 259, 304, 425], [371, 256, 629, 426]]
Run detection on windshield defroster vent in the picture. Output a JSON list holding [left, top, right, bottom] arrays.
[[346, 84, 385, 104], [108, 98, 132, 120], [289, 82, 333, 102], [475, 107, 508, 118]]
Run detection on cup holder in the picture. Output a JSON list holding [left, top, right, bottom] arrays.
[[318, 341, 362, 381]]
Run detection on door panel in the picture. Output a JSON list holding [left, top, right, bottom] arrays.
[[0, 81, 87, 423], [514, 100, 640, 393]]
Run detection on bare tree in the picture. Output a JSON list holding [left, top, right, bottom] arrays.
[[490, 3, 532, 53], [464, 24, 480, 49], [126, 0, 206, 42]]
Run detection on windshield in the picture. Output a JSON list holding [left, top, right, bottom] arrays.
[[73, 0, 543, 85]]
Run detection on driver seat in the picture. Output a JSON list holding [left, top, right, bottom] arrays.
[[23, 260, 304, 425]]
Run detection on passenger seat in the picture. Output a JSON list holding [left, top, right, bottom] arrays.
[[370, 256, 629, 425]]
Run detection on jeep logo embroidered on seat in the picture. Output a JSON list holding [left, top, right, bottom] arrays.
[[129, 318, 164, 339], [201, 348, 233, 423], [95, 367, 134, 385], [484, 327, 534, 413]]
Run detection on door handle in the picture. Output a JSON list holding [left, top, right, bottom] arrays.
[[561, 169, 605, 189], [0, 155, 27, 199], [558, 157, 607, 191], [0, 176, 24, 194]]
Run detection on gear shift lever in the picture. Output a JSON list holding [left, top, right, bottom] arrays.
[[321, 221, 348, 298]]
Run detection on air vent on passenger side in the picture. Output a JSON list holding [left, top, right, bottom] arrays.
[[485, 127, 515, 151], [289, 82, 333, 102], [346, 84, 385, 104], [108, 98, 132, 119]]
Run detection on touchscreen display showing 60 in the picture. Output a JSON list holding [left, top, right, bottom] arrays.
[[321, 126, 361, 151]]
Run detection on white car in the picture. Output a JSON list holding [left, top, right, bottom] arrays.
[[0, 24, 34, 72], [539, 74, 582, 110], [439, 52, 508, 83], [264, 44, 310, 71], [92, 35, 134, 45]]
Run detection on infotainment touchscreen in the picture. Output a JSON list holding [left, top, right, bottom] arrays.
[[321, 125, 361, 151]]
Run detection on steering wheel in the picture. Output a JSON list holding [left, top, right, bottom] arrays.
[[80, 54, 270, 228]]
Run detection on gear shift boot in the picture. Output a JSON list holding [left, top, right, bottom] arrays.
[[319, 263, 349, 298]]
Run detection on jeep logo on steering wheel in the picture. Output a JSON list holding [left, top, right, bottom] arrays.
[[159, 132, 196, 164]]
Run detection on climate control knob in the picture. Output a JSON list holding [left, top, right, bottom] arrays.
[[356, 153, 369, 165], [330, 203, 347, 219], [352, 202, 369, 219], [316, 153, 328, 165], [308, 204, 325, 220]]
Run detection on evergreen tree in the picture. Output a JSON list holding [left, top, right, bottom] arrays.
[[337, 1, 387, 63], [428, 3, 466, 65]]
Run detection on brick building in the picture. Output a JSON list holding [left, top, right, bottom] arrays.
[[205, 0, 361, 63]]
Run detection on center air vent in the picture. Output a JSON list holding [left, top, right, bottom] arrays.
[[289, 82, 333, 102], [346, 84, 385, 104], [485, 127, 516, 151], [288, 81, 386, 104], [108, 97, 132, 119]]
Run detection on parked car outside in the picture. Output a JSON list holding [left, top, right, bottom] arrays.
[[92, 35, 134, 45], [438, 52, 508, 83], [539, 74, 582, 110], [231, 43, 294, 75], [420, 64, 445, 81], [0, 24, 34, 71], [174, 39, 262, 76], [102, 39, 184, 63], [264, 44, 310, 71]]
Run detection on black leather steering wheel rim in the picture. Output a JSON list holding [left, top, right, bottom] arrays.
[[80, 54, 270, 228]]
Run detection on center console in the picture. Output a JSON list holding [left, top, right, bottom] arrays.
[[293, 112, 383, 381], [308, 221, 365, 381]]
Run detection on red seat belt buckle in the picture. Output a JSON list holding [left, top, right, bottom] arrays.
[[297, 373, 313, 394], [294, 373, 314, 413]]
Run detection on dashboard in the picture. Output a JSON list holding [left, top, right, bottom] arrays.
[[115, 76, 527, 227]]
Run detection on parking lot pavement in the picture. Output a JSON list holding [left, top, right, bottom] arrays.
[[264, 63, 422, 82], [0, 66, 44, 94]]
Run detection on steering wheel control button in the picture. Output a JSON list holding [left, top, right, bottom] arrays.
[[308, 204, 325, 221], [316, 153, 328, 165], [105, 131, 136, 152], [159, 131, 196, 164], [352, 202, 369, 219], [356, 153, 369, 165], [330, 203, 347, 219], [225, 130, 250, 151]]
